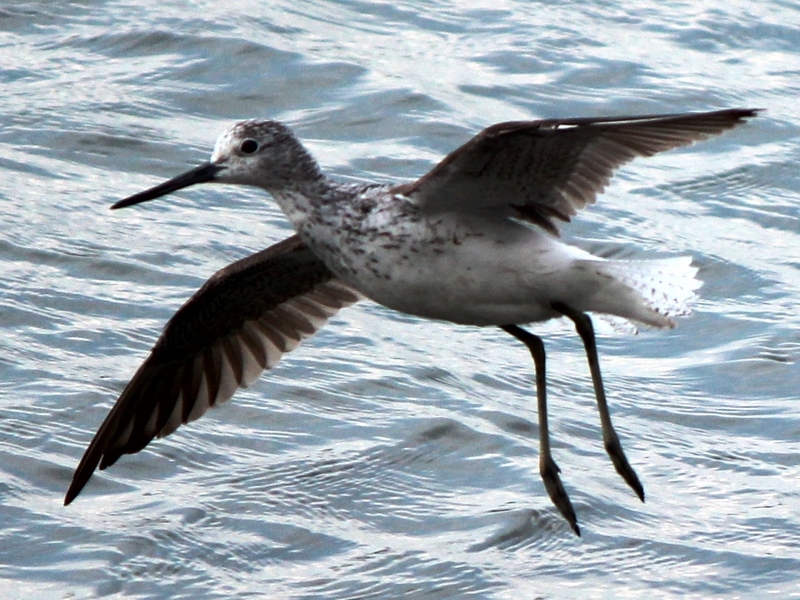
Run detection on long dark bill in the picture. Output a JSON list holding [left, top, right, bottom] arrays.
[[111, 162, 224, 210]]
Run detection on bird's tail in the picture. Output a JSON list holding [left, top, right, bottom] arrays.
[[577, 256, 702, 329]]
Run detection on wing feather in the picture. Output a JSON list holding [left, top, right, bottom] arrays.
[[400, 108, 759, 234], [65, 235, 361, 505]]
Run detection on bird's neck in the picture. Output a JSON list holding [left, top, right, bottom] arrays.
[[269, 172, 349, 229]]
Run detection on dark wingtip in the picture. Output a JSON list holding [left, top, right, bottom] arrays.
[[63, 479, 83, 506], [64, 458, 100, 505], [64, 451, 109, 505], [63, 426, 114, 506], [635, 479, 646, 503], [734, 107, 764, 119], [719, 107, 763, 125]]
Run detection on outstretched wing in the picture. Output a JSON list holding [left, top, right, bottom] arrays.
[[399, 108, 759, 234], [65, 234, 361, 505]]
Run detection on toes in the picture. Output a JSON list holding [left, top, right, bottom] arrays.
[[540, 455, 581, 536], [605, 434, 645, 502]]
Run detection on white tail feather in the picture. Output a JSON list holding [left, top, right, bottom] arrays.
[[580, 256, 701, 329]]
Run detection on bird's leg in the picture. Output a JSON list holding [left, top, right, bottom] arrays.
[[551, 302, 645, 502], [500, 324, 580, 536]]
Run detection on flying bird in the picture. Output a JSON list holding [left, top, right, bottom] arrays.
[[65, 108, 758, 535]]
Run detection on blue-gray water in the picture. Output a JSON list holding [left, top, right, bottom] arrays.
[[2, 1, 799, 598]]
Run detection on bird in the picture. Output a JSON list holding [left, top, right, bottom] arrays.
[[64, 107, 758, 535]]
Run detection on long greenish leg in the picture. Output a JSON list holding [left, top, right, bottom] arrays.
[[551, 302, 645, 502], [500, 324, 580, 536]]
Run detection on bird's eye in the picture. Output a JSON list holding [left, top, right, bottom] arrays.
[[240, 139, 259, 154]]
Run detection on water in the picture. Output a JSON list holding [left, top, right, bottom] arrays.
[[1, 0, 799, 597]]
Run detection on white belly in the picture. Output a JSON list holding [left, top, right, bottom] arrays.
[[275, 188, 696, 330], [303, 212, 595, 326]]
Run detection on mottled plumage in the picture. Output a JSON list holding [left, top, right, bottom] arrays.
[[66, 108, 758, 535]]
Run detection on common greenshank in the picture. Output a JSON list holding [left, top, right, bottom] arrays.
[[65, 108, 758, 535]]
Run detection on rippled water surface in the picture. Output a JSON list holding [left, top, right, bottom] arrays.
[[2, 0, 799, 597]]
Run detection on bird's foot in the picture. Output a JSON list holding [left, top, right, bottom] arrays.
[[540, 454, 580, 536], [605, 432, 645, 502]]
